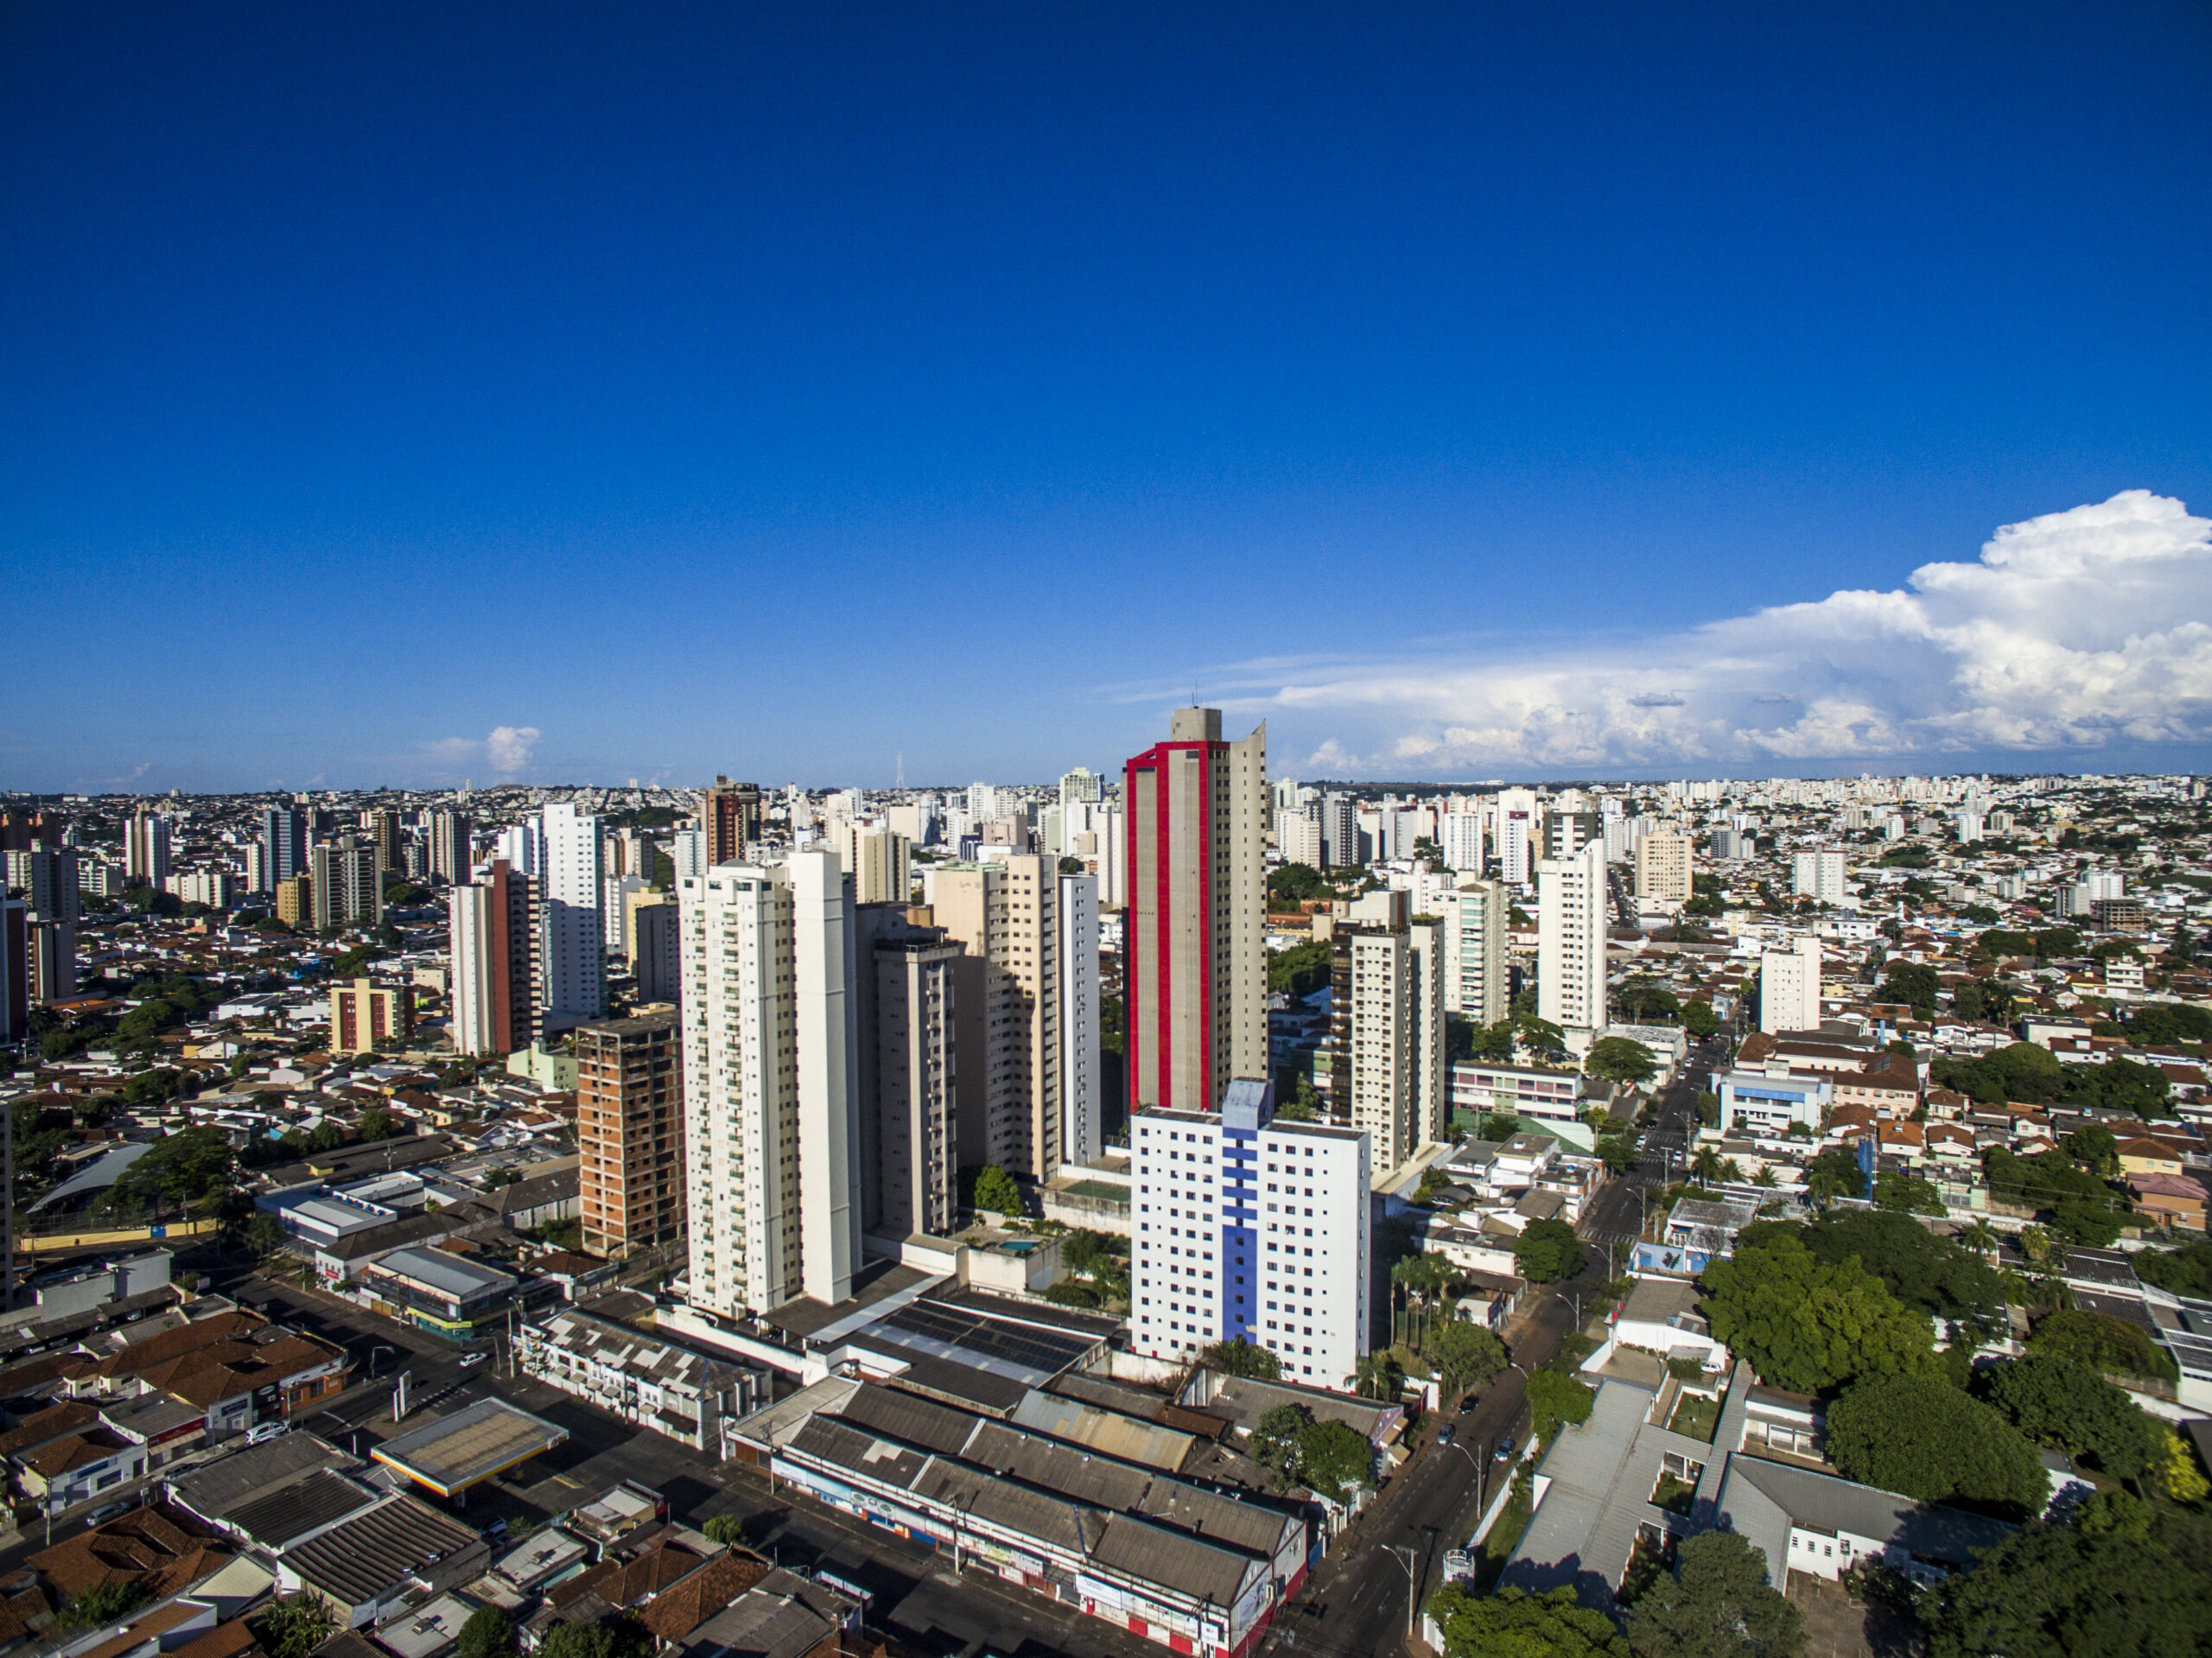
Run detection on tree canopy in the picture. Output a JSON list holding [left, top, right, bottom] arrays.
[[1624, 1529, 1805, 1658], [1919, 1493, 2212, 1658], [1201, 1337, 1281, 1380], [1826, 1373, 2047, 1515], [1428, 1585, 1629, 1658], [1267, 939, 1332, 997], [1526, 1368, 1596, 1443], [1586, 1036, 1659, 1086], [1515, 1217, 1586, 1284], [1976, 1353, 2164, 1479], [1427, 1318, 1507, 1396], [101, 1126, 238, 1217], [457, 1607, 518, 1658], [2026, 1308, 2178, 1383], [969, 1164, 1023, 1216], [1699, 1231, 1936, 1394], [2134, 1239, 2212, 1297], [1789, 1210, 2006, 1337]]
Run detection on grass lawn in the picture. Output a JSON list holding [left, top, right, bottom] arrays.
[[1668, 1391, 1720, 1443], [1471, 1473, 1535, 1591]]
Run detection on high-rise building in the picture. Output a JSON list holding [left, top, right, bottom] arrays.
[[1438, 880, 1509, 1026], [1792, 849, 1847, 906], [576, 1010, 685, 1260], [1058, 873, 1101, 1172], [245, 842, 271, 894], [854, 908, 967, 1238], [0, 899, 26, 1043], [671, 826, 709, 882], [428, 810, 473, 885], [830, 822, 911, 906], [5, 848, 79, 925], [1759, 937, 1823, 1034], [1275, 810, 1323, 868], [125, 810, 171, 887], [263, 807, 308, 889], [1542, 810, 1602, 861], [28, 919, 74, 1003], [1318, 795, 1358, 868], [702, 778, 764, 867], [1129, 1078, 1370, 1390], [496, 818, 544, 877], [1440, 812, 1484, 874], [1634, 831, 1693, 906], [1537, 839, 1608, 1033], [449, 860, 537, 1056], [539, 804, 606, 1032], [678, 849, 860, 1314], [1328, 891, 1445, 1172], [931, 854, 1062, 1181], [274, 875, 313, 931], [329, 977, 414, 1054], [1124, 708, 1267, 1117], [169, 868, 237, 910], [1059, 767, 1104, 809], [1497, 790, 1537, 886], [627, 890, 680, 1006], [601, 874, 649, 954], [310, 836, 379, 930], [363, 809, 402, 877]]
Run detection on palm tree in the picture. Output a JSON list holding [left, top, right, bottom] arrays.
[[1689, 1148, 1725, 1189], [2018, 1224, 2053, 1265], [1960, 1217, 1999, 1259], [1751, 1166, 1778, 1189]]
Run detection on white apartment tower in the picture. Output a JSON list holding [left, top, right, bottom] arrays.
[[1130, 1079, 1371, 1391], [1058, 873, 1102, 1172], [1760, 936, 1823, 1034], [1634, 831, 1693, 906], [931, 854, 1062, 1181], [539, 804, 607, 1031], [1440, 812, 1484, 875], [678, 848, 861, 1315], [1792, 849, 1847, 906], [1537, 839, 1608, 1033], [1329, 892, 1445, 1173], [1497, 789, 1537, 886], [1439, 879, 1509, 1026]]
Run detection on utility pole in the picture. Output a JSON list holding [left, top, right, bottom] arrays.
[[1386, 1544, 1420, 1635]]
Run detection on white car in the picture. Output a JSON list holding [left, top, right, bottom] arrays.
[[458, 1352, 489, 1369], [246, 1421, 289, 1445]]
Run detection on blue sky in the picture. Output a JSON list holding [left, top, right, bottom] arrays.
[[5, 2, 2210, 791]]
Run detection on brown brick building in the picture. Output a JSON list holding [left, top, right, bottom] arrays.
[[576, 1010, 684, 1259]]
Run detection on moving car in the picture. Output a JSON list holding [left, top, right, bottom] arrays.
[[459, 1352, 489, 1369]]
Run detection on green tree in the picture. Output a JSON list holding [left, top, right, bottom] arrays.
[[1356, 1350, 1405, 1401], [1793, 1210, 2005, 1337], [1625, 1529, 1805, 1658], [700, 1514, 747, 1546], [1880, 962, 1941, 1013], [969, 1164, 1022, 1216], [1827, 1373, 2047, 1513], [54, 1580, 149, 1634], [358, 1106, 391, 1142], [1596, 1134, 1641, 1174], [1612, 978, 1682, 1025], [2134, 1238, 2212, 1297], [102, 1125, 238, 1217], [1514, 1217, 1586, 1284], [1681, 1001, 1720, 1039], [1200, 1337, 1281, 1380], [1586, 1036, 1659, 1086], [245, 1214, 288, 1258], [1267, 939, 1333, 997], [254, 1596, 336, 1658], [457, 1607, 518, 1658], [537, 1617, 653, 1658], [1976, 1354, 2163, 1478], [2027, 1308, 2178, 1382], [1483, 1111, 1522, 1141], [1427, 1318, 1507, 1397], [1291, 1417, 1375, 1502], [1920, 1493, 2212, 1658], [1525, 1368, 1596, 1443], [1246, 1402, 1311, 1484], [1872, 1170, 1946, 1216], [2063, 1122, 2119, 1172], [1267, 863, 1333, 904], [1699, 1232, 1936, 1394], [1803, 1145, 1867, 1206], [1428, 1584, 1630, 1658]]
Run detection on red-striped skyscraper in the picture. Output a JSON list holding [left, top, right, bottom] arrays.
[[1123, 708, 1268, 1115]]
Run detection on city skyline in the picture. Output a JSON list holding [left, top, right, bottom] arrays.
[[8, 4, 2209, 787]]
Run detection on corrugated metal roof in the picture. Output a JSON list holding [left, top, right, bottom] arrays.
[[1009, 1391, 1198, 1472]]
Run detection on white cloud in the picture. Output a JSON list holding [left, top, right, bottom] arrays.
[[1229, 490, 2212, 772], [486, 726, 541, 775]]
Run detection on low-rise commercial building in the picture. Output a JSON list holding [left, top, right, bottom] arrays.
[[516, 1308, 764, 1456]]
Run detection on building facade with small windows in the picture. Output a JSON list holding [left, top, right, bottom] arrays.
[[1129, 1078, 1370, 1391]]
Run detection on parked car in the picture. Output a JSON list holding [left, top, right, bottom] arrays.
[[1437, 1423, 1456, 1445], [83, 1498, 137, 1526], [458, 1352, 489, 1369], [245, 1421, 289, 1445], [1494, 1438, 1515, 1464]]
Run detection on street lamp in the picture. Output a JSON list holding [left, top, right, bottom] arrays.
[[1446, 1439, 1487, 1516], [368, 1344, 395, 1378], [1383, 1544, 1421, 1635]]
